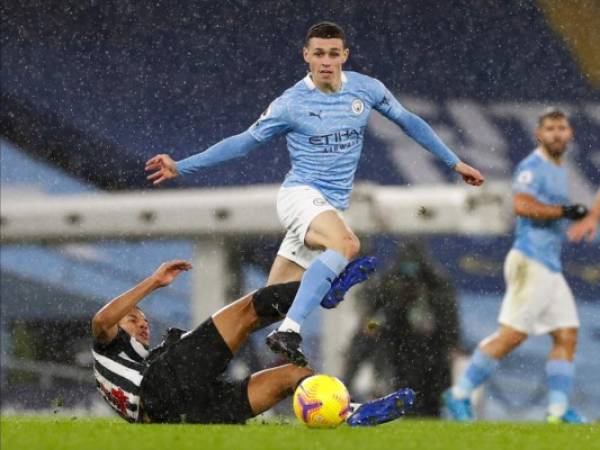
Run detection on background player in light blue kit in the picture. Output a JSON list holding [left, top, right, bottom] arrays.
[[145, 22, 484, 366], [443, 108, 590, 423]]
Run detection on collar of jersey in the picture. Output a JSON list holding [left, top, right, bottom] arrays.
[[535, 147, 563, 166], [303, 72, 348, 93]]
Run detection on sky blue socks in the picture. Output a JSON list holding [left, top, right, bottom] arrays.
[[452, 349, 499, 399], [546, 359, 574, 417], [451, 349, 575, 418], [279, 249, 348, 332]]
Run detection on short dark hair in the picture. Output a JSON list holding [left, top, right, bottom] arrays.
[[538, 107, 569, 127], [305, 22, 346, 47]]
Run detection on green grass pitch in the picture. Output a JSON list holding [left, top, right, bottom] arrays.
[[2, 416, 599, 450]]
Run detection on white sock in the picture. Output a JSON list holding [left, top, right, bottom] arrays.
[[278, 317, 301, 333]]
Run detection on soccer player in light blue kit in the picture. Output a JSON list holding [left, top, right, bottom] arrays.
[[444, 108, 590, 423], [146, 22, 484, 366]]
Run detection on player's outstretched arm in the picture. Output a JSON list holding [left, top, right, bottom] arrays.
[[374, 88, 484, 186], [91, 260, 192, 342], [145, 131, 261, 185], [514, 193, 588, 221], [398, 111, 484, 186], [568, 190, 600, 242]]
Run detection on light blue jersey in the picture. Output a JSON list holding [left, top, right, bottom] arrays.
[[512, 149, 570, 272], [177, 71, 460, 210]]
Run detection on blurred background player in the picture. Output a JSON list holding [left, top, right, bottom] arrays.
[[443, 108, 589, 423], [92, 260, 414, 425], [144, 21, 484, 366]]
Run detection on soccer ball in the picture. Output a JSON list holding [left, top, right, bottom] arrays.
[[293, 374, 351, 428]]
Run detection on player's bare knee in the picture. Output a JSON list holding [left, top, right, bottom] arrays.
[[335, 233, 360, 259], [348, 234, 361, 258]]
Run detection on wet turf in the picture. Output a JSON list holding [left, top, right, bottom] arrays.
[[2, 416, 599, 450]]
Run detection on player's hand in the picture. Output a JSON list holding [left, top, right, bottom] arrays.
[[145, 154, 179, 185], [453, 161, 485, 186], [561, 204, 588, 221], [568, 214, 598, 242], [151, 260, 192, 288]]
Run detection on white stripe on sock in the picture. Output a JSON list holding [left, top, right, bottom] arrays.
[[278, 317, 301, 333]]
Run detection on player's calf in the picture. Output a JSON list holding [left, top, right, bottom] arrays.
[[549, 328, 577, 360], [480, 326, 527, 359], [246, 364, 314, 416]]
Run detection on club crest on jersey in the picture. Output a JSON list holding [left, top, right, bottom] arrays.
[[517, 170, 533, 185], [351, 99, 364, 115]]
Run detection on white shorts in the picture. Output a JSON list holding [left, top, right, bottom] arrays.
[[276, 185, 339, 269], [498, 249, 579, 335]]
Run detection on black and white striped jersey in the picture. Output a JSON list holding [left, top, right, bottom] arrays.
[[92, 328, 149, 422]]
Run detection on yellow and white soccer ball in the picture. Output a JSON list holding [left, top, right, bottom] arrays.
[[293, 374, 351, 428]]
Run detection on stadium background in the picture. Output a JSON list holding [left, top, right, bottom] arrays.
[[1, 0, 598, 421]]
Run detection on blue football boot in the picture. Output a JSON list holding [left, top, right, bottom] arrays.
[[442, 388, 473, 421], [346, 388, 415, 426], [321, 256, 378, 309], [546, 408, 588, 424]]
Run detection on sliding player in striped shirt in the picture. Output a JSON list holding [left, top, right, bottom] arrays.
[[92, 260, 414, 425]]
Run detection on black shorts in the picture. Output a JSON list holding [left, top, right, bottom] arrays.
[[140, 318, 254, 424]]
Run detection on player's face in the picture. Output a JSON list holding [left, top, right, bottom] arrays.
[[118, 308, 150, 347], [536, 117, 573, 159], [303, 38, 349, 88]]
